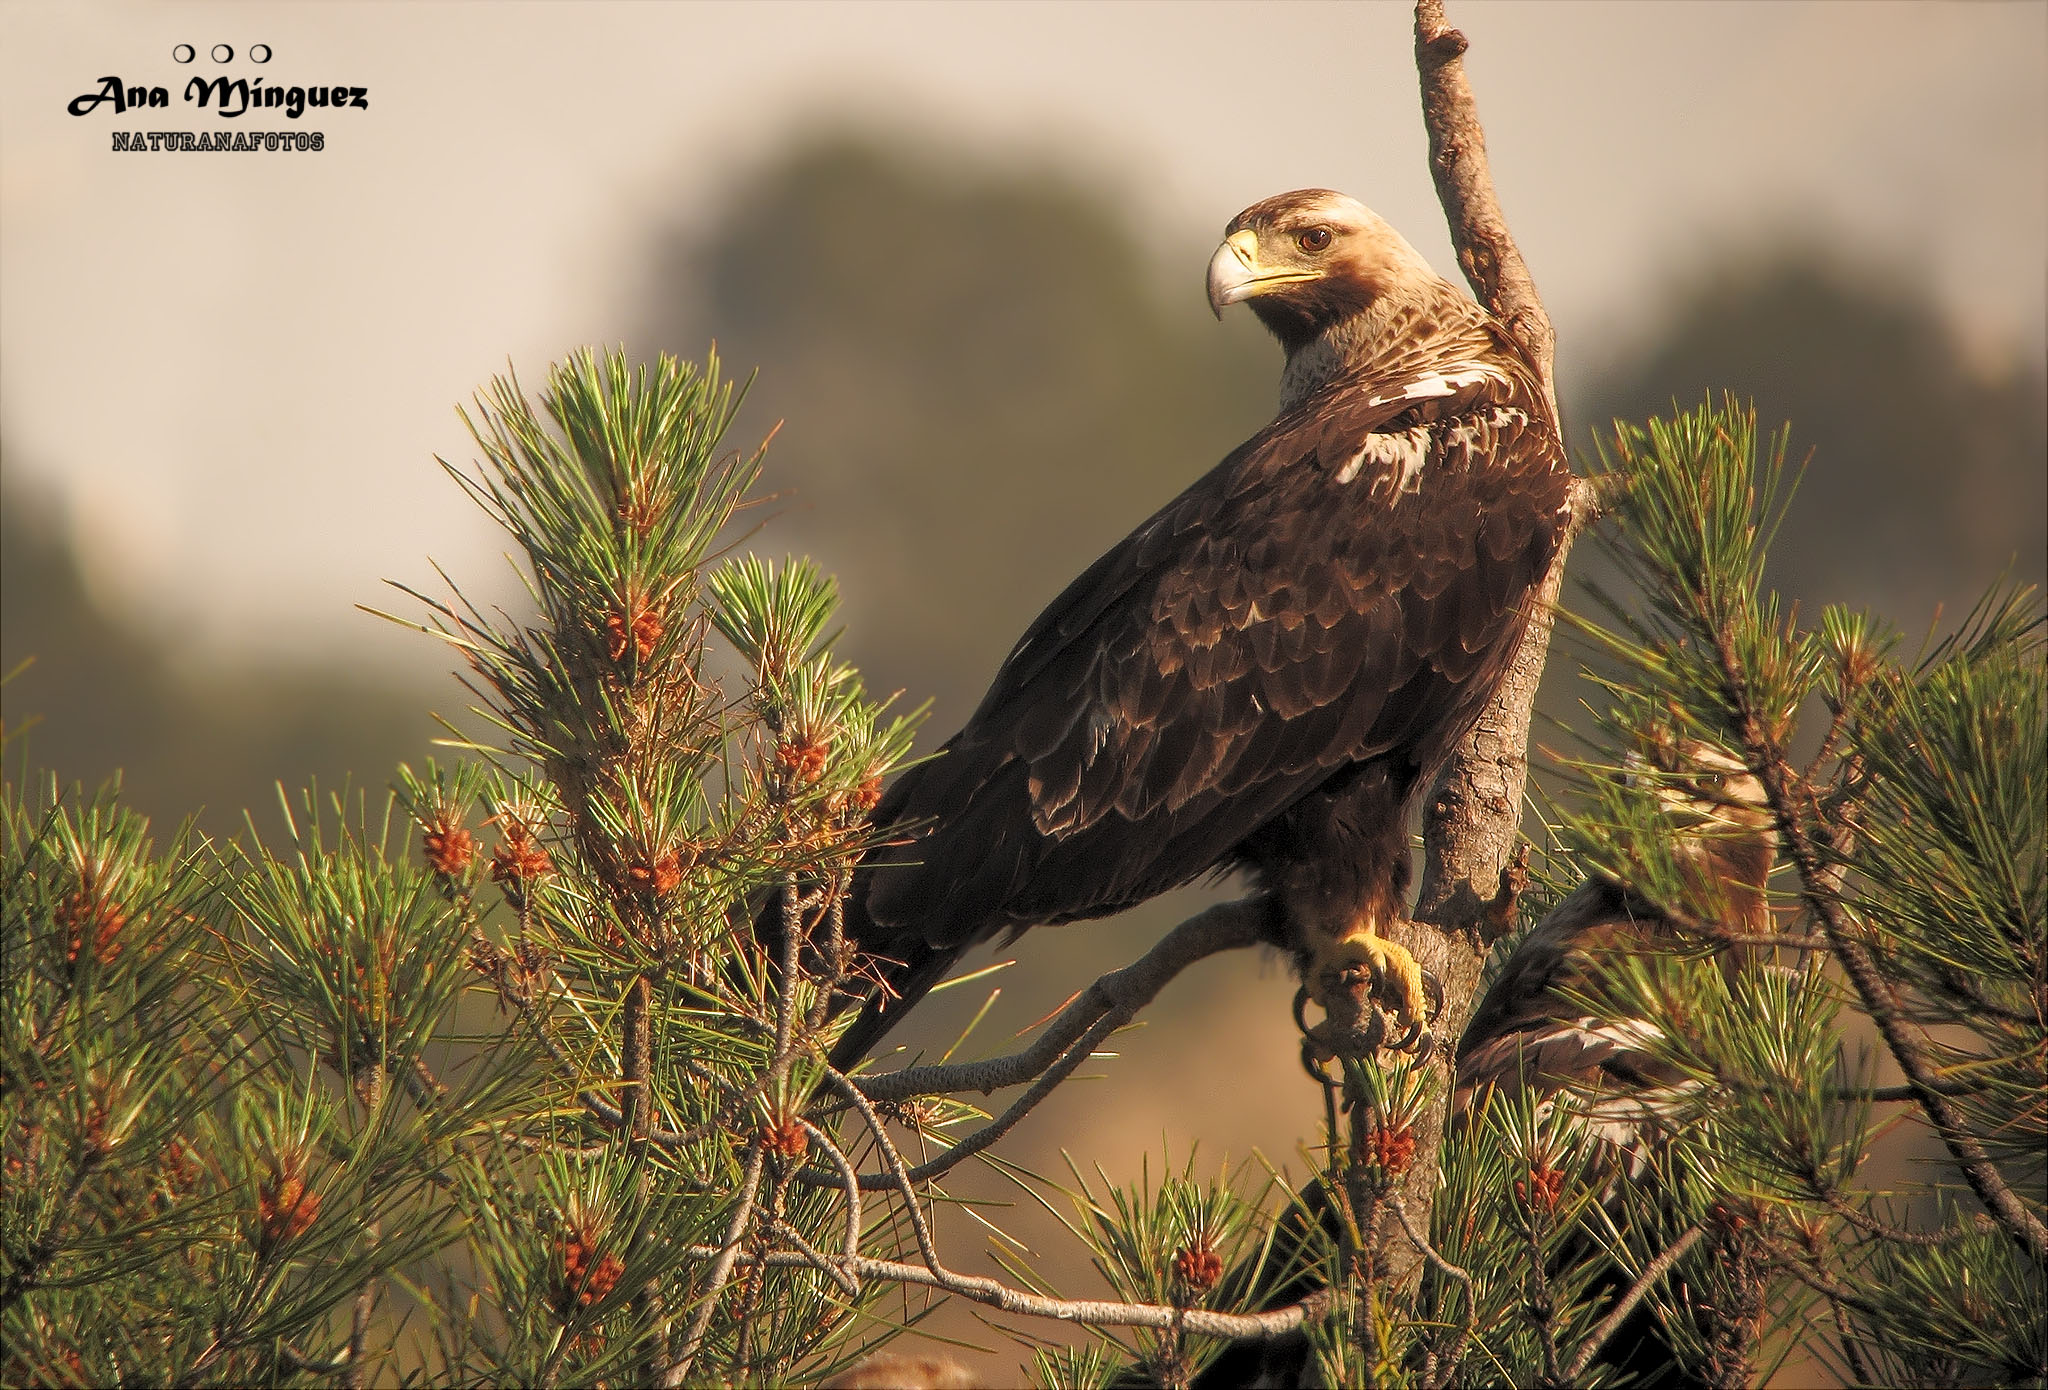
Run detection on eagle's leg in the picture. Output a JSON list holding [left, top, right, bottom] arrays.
[[1270, 764, 1442, 1058]]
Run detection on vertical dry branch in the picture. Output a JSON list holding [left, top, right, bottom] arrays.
[[1386, 0, 1595, 1287], [1412, 0, 1558, 425]]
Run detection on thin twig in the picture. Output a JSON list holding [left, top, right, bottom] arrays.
[[800, 1119, 862, 1262], [1836, 1079, 1984, 1103], [664, 1137, 769, 1388], [821, 1064, 947, 1273], [1560, 1224, 1705, 1382], [765, 1216, 860, 1300], [278, 1342, 354, 1375], [1386, 1191, 1477, 1390], [1811, 1184, 1974, 1249]]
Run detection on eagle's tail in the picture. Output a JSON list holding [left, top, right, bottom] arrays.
[[747, 846, 955, 1073], [825, 940, 958, 1072]]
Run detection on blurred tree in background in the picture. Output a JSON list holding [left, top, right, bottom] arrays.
[[634, 137, 1276, 731], [1574, 252, 2046, 618], [0, 466, 433, 841]]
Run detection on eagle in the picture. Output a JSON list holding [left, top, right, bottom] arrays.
[[1453, 741, 1776, 1135], [814, 189, 1573, 1069]]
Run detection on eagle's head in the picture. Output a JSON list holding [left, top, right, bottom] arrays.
[[1206, 189, 1440, 354], [1626, 737, 1775, 935]]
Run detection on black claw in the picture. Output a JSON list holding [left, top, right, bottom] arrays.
[[1422, 970, 1446, 1024], [1299, 1037, 1338, 1088], [1412, 1028, 1437, 1065], [1387, 1016, 1424, 1053]]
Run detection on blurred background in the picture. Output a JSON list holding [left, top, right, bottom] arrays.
[[4, 2, 2043, 1379]]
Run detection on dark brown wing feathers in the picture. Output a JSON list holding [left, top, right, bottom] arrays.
[[859, 355, 1568, 967]]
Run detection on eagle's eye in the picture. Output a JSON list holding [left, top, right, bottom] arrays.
[[1296, 226, 1333, 253]]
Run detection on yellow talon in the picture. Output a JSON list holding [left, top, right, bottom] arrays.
[[1311, 923, 1430, 1051]]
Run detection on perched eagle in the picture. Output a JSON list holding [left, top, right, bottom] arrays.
[[816, 190, 1573, 1068], [1454, 741, 1775, 1137]]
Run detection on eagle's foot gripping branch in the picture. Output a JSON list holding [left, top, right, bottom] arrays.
[[1297, 925, 1443, 1068]]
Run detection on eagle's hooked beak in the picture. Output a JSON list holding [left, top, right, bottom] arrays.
[[1206, 228, 1321, 318]]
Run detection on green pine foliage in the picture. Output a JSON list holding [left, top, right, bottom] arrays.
[[5, 366, 2038, 1388]]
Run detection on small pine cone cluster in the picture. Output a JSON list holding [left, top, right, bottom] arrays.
[[1172, 1239, 1224, 1297], [1366, 1122, 1416, 1177], [489, 820, 554, 891], [604, 600, 663, 665], [257, 1157, 321, 1250], [625, 849, 683, 897], [57, 870, 126, 967], [557, 1228, 625, 1316], [775, 736, 830, 786], [422, 819, 475, 876], [760, 1116, 809, 1161], [1515, 1159, 1565, 1218]]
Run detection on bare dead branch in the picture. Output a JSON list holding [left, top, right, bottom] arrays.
[[1415, 0, 1558, 421], [672, 1244, 1334, 1341], [1398, 0, 1595, 1295], [806, 1060, 1325, 1347], [854, 896, 1269, 1103], [802, 904, 1264, 1192]]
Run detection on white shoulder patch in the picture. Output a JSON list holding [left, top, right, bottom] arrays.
[[1368, 359, 1510, 409]]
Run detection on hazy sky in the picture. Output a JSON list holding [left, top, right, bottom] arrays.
[[3, 0, 2044, 673]]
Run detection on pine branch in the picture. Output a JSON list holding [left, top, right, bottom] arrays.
[[1561, 1225, 1705, 1383], [1712, 624, 2048, 1263]]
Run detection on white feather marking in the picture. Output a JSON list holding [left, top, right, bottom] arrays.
[[1367, 360, 1509, 409], [1335, 425, 1432, 489]]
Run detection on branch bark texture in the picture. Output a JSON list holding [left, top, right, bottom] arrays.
[[1390, 0, 1591, 1288]]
